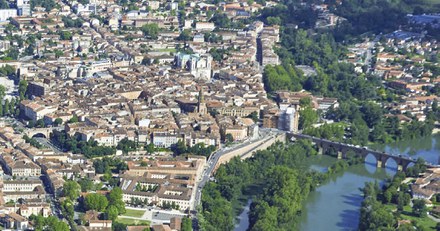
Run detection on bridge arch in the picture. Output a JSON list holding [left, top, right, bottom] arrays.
[[364, 153, 379, 166], [24, 128, 53, 139], [383, 157, 398, 170], [32, 133, 47, 138]]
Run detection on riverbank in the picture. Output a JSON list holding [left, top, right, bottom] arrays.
[[358, 163, 440, 230]]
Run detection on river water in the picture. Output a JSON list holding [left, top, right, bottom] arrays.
[[235, 135, 440, 231]]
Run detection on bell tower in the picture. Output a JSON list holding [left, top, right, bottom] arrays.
[[197, 89, 207, 115]]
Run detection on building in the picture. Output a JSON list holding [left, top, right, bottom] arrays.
[[175, 53, 212, 80], [121, 157, 205, 210], [195, 22, 215, 31], [197, 89, 207, 115], [3, 179, 42, 193], [152, 132, 181, 148], [0, 213, 28, 230], [278, 105, 300, 133], [16, 0, 31, 16], [0, 9, 17, 21]]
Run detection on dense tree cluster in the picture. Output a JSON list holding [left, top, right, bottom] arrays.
[[23, 135, 43, 149], [263, 61, 303, 94], [50, 130, 116, 158], [93, 157, 128, 174], [116, 138, 138, 154], [172, 140, 216, 157], [82, 187, 126, 221], [326, 101, 434, 144], [141, 23, 159, 39], [181, 217, 193, 231], [210, 13, 245, 29], [63, 180, 81, 201], [359, 161, 431, 230], [200, 140, 356, 230], [29, 214, 70, 231], [303, 123, 345, 141], [62, 16, 84, 28], [333, 0, 440, 40], [30, 0, 56, 11]]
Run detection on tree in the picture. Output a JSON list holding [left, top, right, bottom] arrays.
[[178, 29, 192, 41], [54, 118, 63, 126], [360, 102, 383, 128], [225, 133, 234, 143], [299, 107, 318, 130], [36, 119, 45, 128], [69, 115, 79, 123], [0, 101, 3, 117], [108, 187, 125, 214], [61, 199, 75, 219], [266, 16, 281, 25], [0, 84, 5, 100], [78, 178, 94, 192], [359, 198, 396, 230], [0, 0, 9, 8], [141, 23, 159, 39], [247, 111, 259, 123], [413, 199, 427, 217], [299, 97, 312, 108], [383, 189, 392, 204], [59, 31, 73, 40], [105, 205, 119, 221], [145, 142, 155, 154], [63, 180, 80, 201], [84, 193, 108, 212], [181, 217, 193, 231], [18, 80, 28, 100], [117, 138, 138, 154], [172, 140, 187, 155]]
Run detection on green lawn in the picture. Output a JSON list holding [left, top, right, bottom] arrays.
[[116, 217, 150, 226], [156, 48, 177, 53], [384, 204, 437, 230], [123, 209, 145, 218]]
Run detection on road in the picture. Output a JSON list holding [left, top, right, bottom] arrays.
[[192, 129, 282, 230], [364, 36, 380, 72], [34, 137, 63, 153]]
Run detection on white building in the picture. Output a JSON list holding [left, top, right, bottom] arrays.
[[0, 9, 17, 22], [175, 52, 212, 80], [16, 0, 30, 16], [278, 105, 299, 133], [152, 132, 181, 148], [195, 22, 215, 31]]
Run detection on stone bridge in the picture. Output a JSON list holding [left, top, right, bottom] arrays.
[[214, 133, 286, 172], [288, 133, 433, 171], [24, 126, 63, 138]]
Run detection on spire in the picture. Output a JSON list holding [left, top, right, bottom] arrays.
[[198, 88, 204, 104], [197, 88, 207, 115]]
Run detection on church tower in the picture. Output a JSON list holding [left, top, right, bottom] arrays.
[[197, 89, 207, 115]]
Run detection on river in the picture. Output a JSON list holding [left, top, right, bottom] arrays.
[[235, 135, 440, 231]]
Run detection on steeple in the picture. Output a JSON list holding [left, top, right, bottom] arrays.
[[198, 89, 204, 104], [197, 88, 207, 115]]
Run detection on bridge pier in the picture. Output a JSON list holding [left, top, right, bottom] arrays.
[[337, 151, 343, 159], [290, 133, 419, 171], [376, 160, 382, 168], [318, 147, 323, 155], [379, 156, 388, 168]]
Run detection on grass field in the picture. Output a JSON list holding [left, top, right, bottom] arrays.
[[123, 209, 145, 218], [116, 217, 150, 226], [383, 204, 437, 230]]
